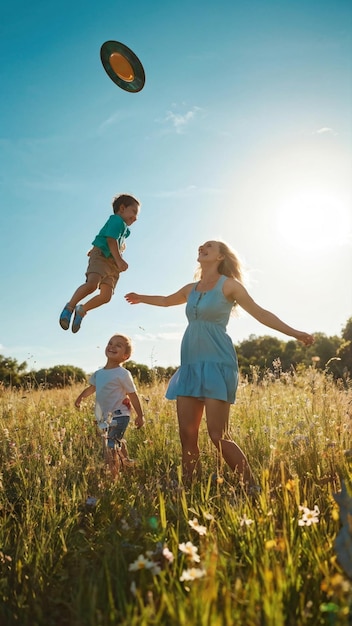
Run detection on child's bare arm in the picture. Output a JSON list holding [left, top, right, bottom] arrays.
[[127, 392, 145, 428], [75, 384, 96, 408], [107, 238, 128, 272]]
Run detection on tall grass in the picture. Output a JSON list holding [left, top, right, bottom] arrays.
[[0, 368, 351, 625]]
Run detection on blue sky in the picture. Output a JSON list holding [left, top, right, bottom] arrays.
[[1, 0, 351, 373]]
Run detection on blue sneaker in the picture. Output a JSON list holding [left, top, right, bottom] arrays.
[[72, 305, 86, 333], [59, 304, 73, 330]]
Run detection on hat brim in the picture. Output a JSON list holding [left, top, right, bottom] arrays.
[[100, 41, 145, 93]]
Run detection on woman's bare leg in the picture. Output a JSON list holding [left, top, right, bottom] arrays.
[[176, 396, 204, 483], [204, 398, 254, 484]]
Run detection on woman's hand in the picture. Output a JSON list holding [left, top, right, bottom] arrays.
[[295, 331, 315, 346], [125, 292, 141, 304]]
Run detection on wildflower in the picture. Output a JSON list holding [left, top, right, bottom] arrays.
[[162, 546, 174, 563], [52, 427, 67, 444], [188, 518, 207, 535], [265, 537, 286, 552], [298, 505, 320, 526], [179, 541, 201, 563], [321, 573, 351, 595], [285, 479, 296, 492], [204, 513, 214, 521], [150, 563, 161, 576], [128, 554, 154, 571], [239, 514, 254, 527], [179, 567, 206, 582]]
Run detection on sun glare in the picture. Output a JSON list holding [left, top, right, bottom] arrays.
[[276, 191, 351, 252]]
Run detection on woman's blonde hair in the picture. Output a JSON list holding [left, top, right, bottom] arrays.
[[216, 241, 243, 283], [195, 241, 244, 283]]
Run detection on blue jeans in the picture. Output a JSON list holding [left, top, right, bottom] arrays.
[[107, 415, 130, 450]]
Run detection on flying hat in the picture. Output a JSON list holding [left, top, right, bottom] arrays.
[[100, 40, 145, 92]]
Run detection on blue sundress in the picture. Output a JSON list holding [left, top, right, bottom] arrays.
[[166, 275, 239, 403]]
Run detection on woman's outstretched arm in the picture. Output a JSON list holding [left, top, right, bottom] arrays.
[[125, 283, 193, 307], [224, 278, 314, 345]]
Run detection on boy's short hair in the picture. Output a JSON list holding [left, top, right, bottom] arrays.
[[112, 334, 133, 359], [112, 194, 140, 214]]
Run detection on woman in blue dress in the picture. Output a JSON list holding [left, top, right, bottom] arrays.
[[125, 240, 314, 485]]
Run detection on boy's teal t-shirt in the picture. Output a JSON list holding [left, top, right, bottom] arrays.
[[92, 214, 130, 258]]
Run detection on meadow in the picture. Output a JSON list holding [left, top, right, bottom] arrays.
[[0, 367, 351, 626]]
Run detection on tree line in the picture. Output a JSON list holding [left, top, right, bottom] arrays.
[[0, 317, 351, 389]]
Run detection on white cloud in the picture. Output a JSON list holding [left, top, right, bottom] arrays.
[[314, 127, 336, 135], [164, 106, 202, 134]]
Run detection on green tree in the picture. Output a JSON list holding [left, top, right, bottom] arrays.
[[0, 355, 27, 387], [313, 333, 341, 371], [235, 331, 344, 380], [153, 366, 178, 381], [236, 335, 287, 379], [125, 360, 154, 384], [33, 365, 87, 388]]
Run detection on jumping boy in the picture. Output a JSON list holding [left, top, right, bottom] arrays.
[[59, 193, 140, 333]]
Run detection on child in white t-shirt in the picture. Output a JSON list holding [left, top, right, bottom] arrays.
[[75, 333, 144, 476]]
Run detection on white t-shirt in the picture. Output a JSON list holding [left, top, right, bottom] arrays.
[[89, 366, 136, 428]]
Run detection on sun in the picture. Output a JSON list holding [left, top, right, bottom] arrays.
[[276, 190, 351, 252]]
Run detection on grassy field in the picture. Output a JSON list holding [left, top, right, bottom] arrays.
[[0, 367, 351, 625]]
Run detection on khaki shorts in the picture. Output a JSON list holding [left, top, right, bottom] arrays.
[[86, 247, 120, 290]]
